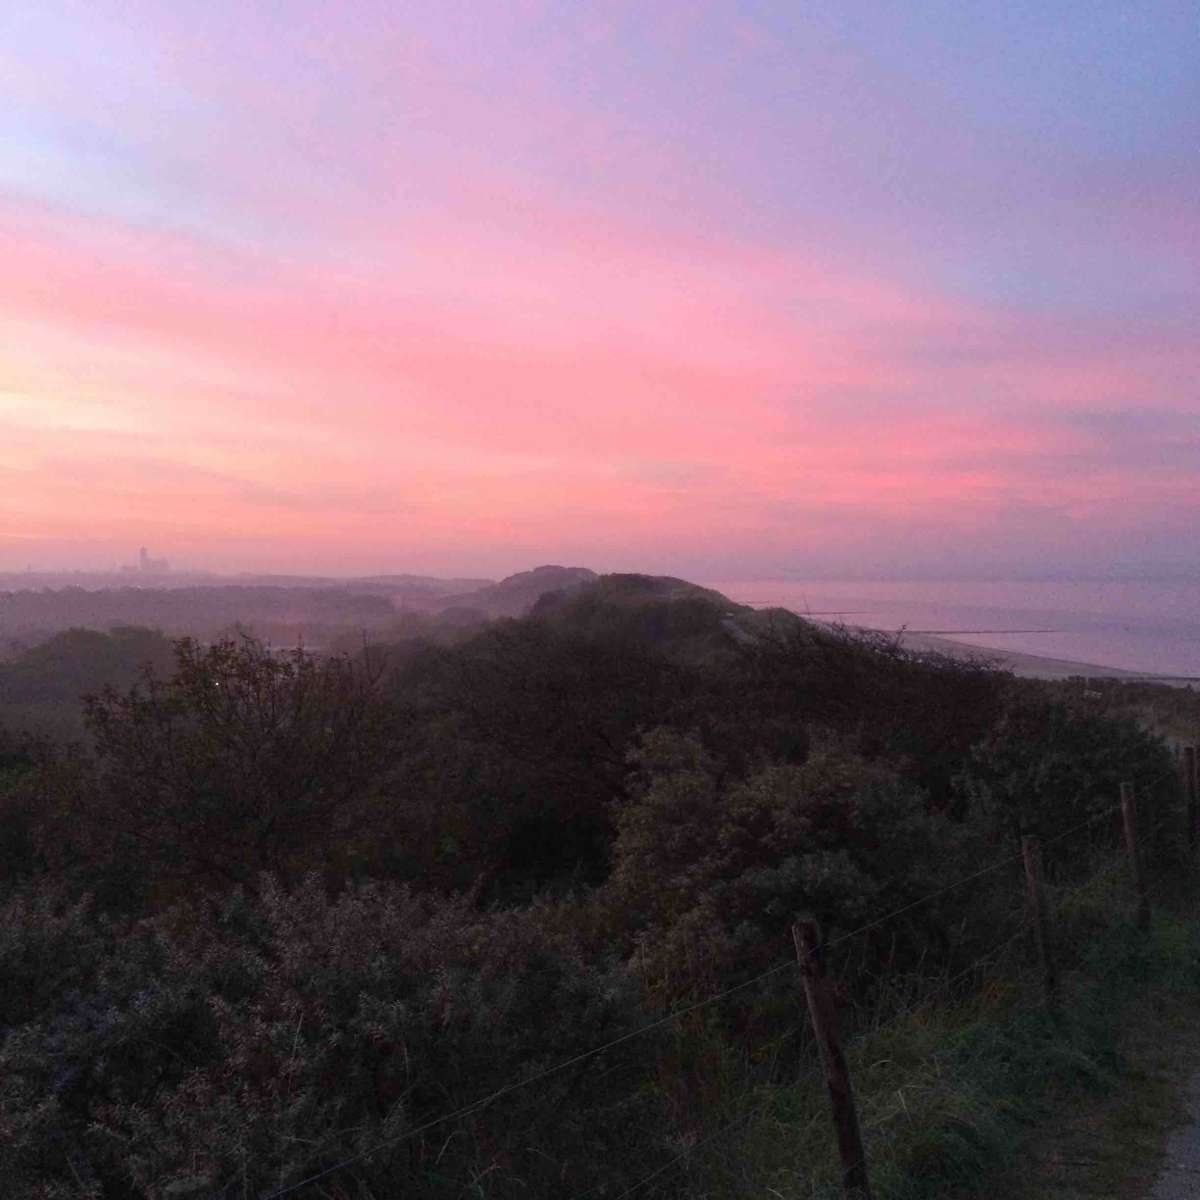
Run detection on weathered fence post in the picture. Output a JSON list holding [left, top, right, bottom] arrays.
[[1120, 782, 1151, 933], [1183, 746, 1197, 852], [793, 918, 873, 1200], [1021, 834, 1058, 1005]]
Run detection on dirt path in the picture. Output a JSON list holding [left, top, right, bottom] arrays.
[[1151, 1071, 1200, 1200], [995, 990, 1200, 1200]]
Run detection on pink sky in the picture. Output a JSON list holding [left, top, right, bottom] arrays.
[[2, 2, 1197, 578]]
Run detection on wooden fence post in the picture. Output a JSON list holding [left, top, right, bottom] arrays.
[[1184, 746, 1197, 853], [1120, 782, 1150, 933], [793, 918, 873, 1200], [1021, 834, 1058, 1005]]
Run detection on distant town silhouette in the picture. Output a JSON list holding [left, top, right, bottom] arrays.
[[122, 547, 171, 575]]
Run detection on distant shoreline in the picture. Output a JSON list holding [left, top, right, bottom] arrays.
[[889, 628, 1199, 686], [717, 580, 1200, 686]]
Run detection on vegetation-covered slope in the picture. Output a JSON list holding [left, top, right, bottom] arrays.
[[0, 576, 1185, 1198]]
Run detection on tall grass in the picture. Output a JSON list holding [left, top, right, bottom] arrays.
[[647, 837, 1200, 1199]]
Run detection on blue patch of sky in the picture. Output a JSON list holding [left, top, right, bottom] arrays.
[[0, 105, 316, 263], [497, 1, 1198, 314], [6, 0, 1196, 308], [2, 4, 321, 257]]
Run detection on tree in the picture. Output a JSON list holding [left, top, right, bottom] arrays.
[[79, 637, 402, 892]]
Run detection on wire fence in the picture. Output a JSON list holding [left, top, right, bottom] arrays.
[[256, 759, 1191, 1200]]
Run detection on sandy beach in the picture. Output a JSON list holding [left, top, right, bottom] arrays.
[[895, 630, 1198, 685]]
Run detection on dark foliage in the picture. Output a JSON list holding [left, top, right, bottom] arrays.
[[0, 881, 664, 1199], [0, 627, 176, 743], [0, 578, 1177, 1198], [0, 586, 395, 644], [731, 620, 1007, 805], [77, 638, 406, 895], [960, 684, 1174, 847], [386, 618, 694, 892]]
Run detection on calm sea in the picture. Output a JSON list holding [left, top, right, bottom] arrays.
[[706, 580, 1200, 679]]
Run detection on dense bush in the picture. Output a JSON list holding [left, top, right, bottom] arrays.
[[0, 879, 664, 1199], [959, 687, 1175, 846], [0, 628, 177, 745], [733, 622, 1006, 805], [386, 619, 694, 893], [76, 638, 405, 894], [0, 730, 51, 887], [606, 730, 994, 1011]]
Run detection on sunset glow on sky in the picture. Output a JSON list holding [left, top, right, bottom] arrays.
[[2, 2, 1196, 578]]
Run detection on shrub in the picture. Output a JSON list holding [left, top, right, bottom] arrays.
[[606, 731, 994, 1016], [0, 879, 666, 1199], [389, 620, 691, 892], [732, 622, 1006, 806], [78, 638, 403, 892], [958, 688, 1175, 850], [0, 892, 226, 1199]]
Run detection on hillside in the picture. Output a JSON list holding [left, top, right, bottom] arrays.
[[0, 585, 397, 644], [0, 626, 176, 741], [435, 564, 598, 617], [0, 565, 1190, 1200]]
